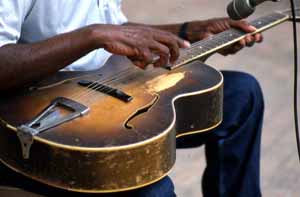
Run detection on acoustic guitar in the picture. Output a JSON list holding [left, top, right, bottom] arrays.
[[0, 12, 289, 193]]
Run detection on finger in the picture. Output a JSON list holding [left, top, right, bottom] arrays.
[[183, 40, 191, 48], [176, 36, 190, 49], [230, 20, 256, 33], [219, 48, 235, 56], [230, 44, 244, 54], [154, 31, 191, 51], [246, 41, 255, 47], [149, 41, 170, 67], [154, 53, 169, 68], [160, 38, 180, 63], [130, 58, 148, 69], [128, 47, 154, 69], [221, 44, 244, 55], [104, 43, 139, 57], [140, 47, 154, 65], [149, 41, 170, 57], [245, 35, 255, 47], [239, 39, 246, 47], [152, 30, 189, 48], [218, 49, 230, 56], [234, 43, 244, 51], [255, 33, 263, 43], [152, 34, 180, 63]]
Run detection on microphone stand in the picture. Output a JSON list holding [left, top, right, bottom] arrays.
[[288, 7, 300, 21], [289, 0, 300, 164]]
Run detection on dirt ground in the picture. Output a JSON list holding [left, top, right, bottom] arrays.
[[123, 0, 300, 196]]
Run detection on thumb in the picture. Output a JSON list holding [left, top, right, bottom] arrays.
[[230, 20, 256, 33]]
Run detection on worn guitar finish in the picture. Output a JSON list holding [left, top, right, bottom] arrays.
[[0, 56, 223, 193], [0, 12, 289, 193]]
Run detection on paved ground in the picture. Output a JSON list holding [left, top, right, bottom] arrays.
[[123, 0, 300, 196]]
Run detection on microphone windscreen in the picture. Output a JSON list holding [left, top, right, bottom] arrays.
[[227, 0, 256, 20]]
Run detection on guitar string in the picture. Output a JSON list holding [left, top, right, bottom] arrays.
[[77, 66, 164, 105], [74, 29, 246, 102], [71, 35, 218, 102], [187, 15, 275, 50], [75, 29, 239, 104], [70, 67, 132, 100], [175, 14, 280, 64], [72, 66, 145, 103], [73, 14, 279, 104], [70, 68, 131, 100], [174, 15, 275, 62], [73, 15, 281, 104], [70, 14, 282, 104], [73, 20, 253, 101], [79, 28, 248, 105], [73, 47, 204, 104]]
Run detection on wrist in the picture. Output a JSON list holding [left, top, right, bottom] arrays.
[[178, 22, 189, 41], [88, 24, 112, 49], [180, 20, 212, 43]]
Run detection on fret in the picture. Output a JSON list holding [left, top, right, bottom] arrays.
[[169, 12, 289, 69], [193, 45, 207, 52], [199, 30, 240, 49], [208, 34, 228, 45], [251, 18, 270, 29], [250, 13, 287, 29], [195, 43, 214, 51], [198, 42, 213, 50], [230, 29, 244, 37]]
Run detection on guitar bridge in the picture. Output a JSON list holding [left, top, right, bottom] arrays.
[[78, 80, 133, 103], [17, 97, 89, 159]]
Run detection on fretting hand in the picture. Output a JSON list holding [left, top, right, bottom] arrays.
[[183, 18, 263, 56]]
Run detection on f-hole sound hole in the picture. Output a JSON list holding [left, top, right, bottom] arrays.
[[125, 95, 159, 129]]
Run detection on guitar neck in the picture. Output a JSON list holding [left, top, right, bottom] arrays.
[[169, 12, 290, 70]]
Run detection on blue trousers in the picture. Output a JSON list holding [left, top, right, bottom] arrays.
[[0, 71, 264, 197]]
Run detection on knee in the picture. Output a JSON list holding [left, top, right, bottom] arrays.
[[222, 71, 264, 110], [220, 71, 264, 131]]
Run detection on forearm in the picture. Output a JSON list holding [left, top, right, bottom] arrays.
[[124, 22, 183, 37], [0, 25, 104, 92], [125, 21, 211, 43]]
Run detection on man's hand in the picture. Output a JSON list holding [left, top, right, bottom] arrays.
[[184, 18, 263, 56], [93, 25, 190, 69]]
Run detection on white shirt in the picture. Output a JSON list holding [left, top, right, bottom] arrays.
[[0, 0, 127, 71]]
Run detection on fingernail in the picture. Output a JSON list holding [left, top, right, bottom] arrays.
[[184, 40, 191, 48]]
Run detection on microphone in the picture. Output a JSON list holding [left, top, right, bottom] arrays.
[[227, 0, 280, 20]]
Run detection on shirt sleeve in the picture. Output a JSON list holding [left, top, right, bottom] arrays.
[[0, 0, 33, 47], [106, 0, 128, 25]]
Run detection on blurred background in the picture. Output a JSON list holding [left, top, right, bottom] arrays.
[[123, 0, 300, 196]]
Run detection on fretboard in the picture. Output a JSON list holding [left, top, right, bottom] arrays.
[[169, 12, 289, 70]]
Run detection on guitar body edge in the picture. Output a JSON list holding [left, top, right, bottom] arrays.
[[0, 123, 176, 193], [0, 58, 223, 193]]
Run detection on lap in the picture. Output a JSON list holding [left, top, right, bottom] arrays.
[[0, 162, 175, 197]]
